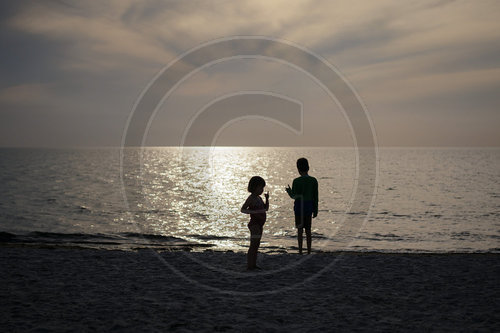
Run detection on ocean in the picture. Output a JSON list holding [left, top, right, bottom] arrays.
[[0, 147, 499, 253]]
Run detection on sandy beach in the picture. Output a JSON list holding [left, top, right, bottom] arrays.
[[1, 247, 498, 332]]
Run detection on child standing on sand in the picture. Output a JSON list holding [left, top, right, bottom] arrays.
[[241, 176, 269, 270], [286, 158, 318, 254]]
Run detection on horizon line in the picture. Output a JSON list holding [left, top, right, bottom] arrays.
[[0, 145, 499, 149]]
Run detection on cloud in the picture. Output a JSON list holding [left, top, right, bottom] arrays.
[[7, 1, 175, 71], [0, 84, 53, 106], [7, 0, 500, 74], [348, 60, 500, 106], [5, 0, 313, 72], [1, 0, 500, 146]]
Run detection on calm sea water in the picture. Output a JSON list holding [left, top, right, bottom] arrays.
[[0, 147, 499, 253]]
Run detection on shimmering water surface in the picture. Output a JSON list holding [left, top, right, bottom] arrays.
[[0, 147, 499, 253]]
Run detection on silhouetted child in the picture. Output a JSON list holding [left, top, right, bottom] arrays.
[[241, 176, 269, 270], [286, 158, 318, 254]]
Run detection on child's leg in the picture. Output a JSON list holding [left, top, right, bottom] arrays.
[[295, 215, 304, 254], [247, 225, 262, 269], [305, 227, 312, 254], [304, 216, 312, 254], [297, 227, 304, 254]]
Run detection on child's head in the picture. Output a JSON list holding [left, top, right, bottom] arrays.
[[296, 157, 309, 174], [247, 176, 266, 195]]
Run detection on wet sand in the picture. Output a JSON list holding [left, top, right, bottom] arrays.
[[1, 247, 499, 332]]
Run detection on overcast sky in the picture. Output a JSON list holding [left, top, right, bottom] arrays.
[[1, 0, 499, 147]]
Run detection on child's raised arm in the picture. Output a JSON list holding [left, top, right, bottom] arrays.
[[285, 182, 296, 199]]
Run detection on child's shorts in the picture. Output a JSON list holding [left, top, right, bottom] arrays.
[[295, 215, 312, 230]]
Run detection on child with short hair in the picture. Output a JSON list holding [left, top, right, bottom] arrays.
[[286, 158, 318, 254], [241, 176, 269, 270]]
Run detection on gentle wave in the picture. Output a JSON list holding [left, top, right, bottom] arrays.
[[0, 231, 207, 250], [1, 231, 498, 254]]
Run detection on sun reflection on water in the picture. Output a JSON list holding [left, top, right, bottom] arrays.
[[138, 147, 355, 251]]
